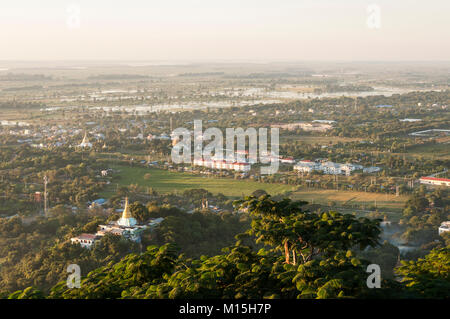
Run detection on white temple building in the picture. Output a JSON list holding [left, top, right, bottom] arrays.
[[71, 198, 164, 247], [96, 198, 145, 242]]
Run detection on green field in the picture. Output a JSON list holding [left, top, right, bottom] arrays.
[[102, 165, 408, 217], [290, 188, 408, 212], [405, 142, 450, 159], [103, 164, 295, 197]]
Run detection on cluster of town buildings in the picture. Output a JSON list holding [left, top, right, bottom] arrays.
[[190, 149, 296, 172], [271, 121, 333, 132], [6, 125, 106, 149], [293, 160, 381, 176], [2, 116, 171, 149], [190, 151, 380, 176], [71, 198, 164, 249]]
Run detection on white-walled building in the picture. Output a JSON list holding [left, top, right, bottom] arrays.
[[193, 158, 251, 172], [294, 160, 318, 173], [438, 221, 450, 235], [70, 233, 98, 249], [419, 177, 450, 187], [280, 157, 296, 164], [321, 161, 344, 175], [294, 160, 368, 176], [71, 198, 164, 247], [363, 166, 381, 174]]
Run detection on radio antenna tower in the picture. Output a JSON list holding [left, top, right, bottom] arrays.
[[43, 176, 48, 216]]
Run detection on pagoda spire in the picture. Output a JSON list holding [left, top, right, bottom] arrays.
[[117, 197, 137, 227], [81, 131, 89, 144], [121, 197, 133, 219]]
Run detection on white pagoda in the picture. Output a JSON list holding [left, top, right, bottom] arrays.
[[78, 132, 93, 148], [96, 197, 142, 242], [117, 197, 137, 227]]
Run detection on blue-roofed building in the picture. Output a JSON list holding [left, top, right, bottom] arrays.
[[90, 198, 107, 207]]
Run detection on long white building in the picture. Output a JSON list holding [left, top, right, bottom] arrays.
[[193, 158, 251, 172], [294, 160, 366, 176], [419, 177, 450, 187]]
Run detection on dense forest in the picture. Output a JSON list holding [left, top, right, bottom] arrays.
[[0, 198, 249, 295], [4, 196, 449, 299]]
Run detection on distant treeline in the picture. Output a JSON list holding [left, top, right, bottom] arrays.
[[2, 85, 44, 92], [324, 84, 374, 93], [0, 73, 52, 81], [49, 83, 98, 89], [178, 72, 225, 77], [87, 74, 150, 80], [0, 101, 45, 109], [225, 72, 310, 79]]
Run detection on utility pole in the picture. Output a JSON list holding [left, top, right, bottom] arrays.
[[43, 176, 48, 216]]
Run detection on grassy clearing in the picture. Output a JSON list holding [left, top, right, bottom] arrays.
[[101, 165, 407, 216], [0, 108, 36, 121], [0, 108, 62, 122], [290, 188, 408, 212], [102, 164, 295, 198], [405, 142, 450, 159]]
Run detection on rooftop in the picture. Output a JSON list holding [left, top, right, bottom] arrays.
[[420, 177, 450, 182], [75, 233, 97, 240]]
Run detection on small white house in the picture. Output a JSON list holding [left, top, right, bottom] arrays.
[[438, 221, 450, 235], [280, 157, 296, 164], [70, 233, 98, 249], [294, 160, 318, 173]]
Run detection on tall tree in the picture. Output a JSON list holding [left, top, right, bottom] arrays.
[[236, 195, 381, 265]]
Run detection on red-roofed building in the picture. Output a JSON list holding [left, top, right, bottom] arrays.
[[419, 177, 450, 187]]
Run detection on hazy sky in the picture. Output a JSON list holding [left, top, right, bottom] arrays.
[[1, 0, 449, 61]]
